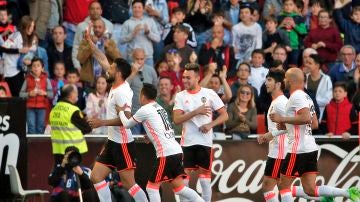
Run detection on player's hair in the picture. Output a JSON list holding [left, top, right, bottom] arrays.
[[141, 83, 157, 100], [114, 58, 132, 80], [266, 69, 286, 90], [184, 63, 200, 74]]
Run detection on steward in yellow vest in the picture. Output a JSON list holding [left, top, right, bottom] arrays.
[[50, 84, 92, 164]]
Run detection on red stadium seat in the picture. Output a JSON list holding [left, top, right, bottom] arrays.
[[257, 114, 267, 134]]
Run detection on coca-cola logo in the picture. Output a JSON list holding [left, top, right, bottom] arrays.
[[192, 143, 360, 201]]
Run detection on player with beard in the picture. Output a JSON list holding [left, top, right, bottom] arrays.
[[86, 26, 148, 201]]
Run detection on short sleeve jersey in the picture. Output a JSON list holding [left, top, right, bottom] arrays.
[[107, 82, 134, 143], [173, 88, 225, 147], [285, 90, 318, 153], [133, 102, 182, 157], [267, 94, 289, 159]]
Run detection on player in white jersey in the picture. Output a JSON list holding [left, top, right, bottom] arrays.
[[116, 83, 204, 202], [85, 26, 148, 201], [173, 63, 228, 202], [269, 68, 360, 202], [257, 69, 289, 202]]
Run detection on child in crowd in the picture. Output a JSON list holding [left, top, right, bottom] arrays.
[[248, 49, 268, 96], [232, 2, 262, 64], [19, 58, 53, 134], [50, 62, 67, 106], [161, 50, 183, 91], [262, 15, 291, 64], [334, 0, 360, 53], [277, 0, 307, 66], [163, 7, 196, 48], [0, 6, 15, 43], [66, 69, 86, 111], [321, 82, 358, 139]]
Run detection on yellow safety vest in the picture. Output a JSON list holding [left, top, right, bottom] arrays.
[[50, 101, 88, 154]]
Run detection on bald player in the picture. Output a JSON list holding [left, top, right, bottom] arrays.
[[269, 68, 360, 202]]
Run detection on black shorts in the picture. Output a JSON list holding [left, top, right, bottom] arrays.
[[280, 150, 318, 177], [264, 157, 284, 179], [148, 153, 186, 183], [182, 145, 213, 171], [96, 140, 137, 172]]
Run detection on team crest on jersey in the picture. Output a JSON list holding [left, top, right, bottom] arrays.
[[201, 97, 207, 104]]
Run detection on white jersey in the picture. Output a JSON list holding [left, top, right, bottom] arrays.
[[173, 87, 225, 147], [132, 102, 183, 157], [285, 90, 318, 153], [107, 82, 134, 143], [267, 94, 288, 159]]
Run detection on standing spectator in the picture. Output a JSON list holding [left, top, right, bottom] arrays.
[[225, 84, 257, 139], [262, 0, 283, 18], [262, 15, 291, 64], [162, 50, 183, 89], [62, 0, 93, 46], [126, 48, 158, 134], [47, 25, 74, 79], [185, 0, 213, 52], [161, 24, 194, 68], [304, 10, 343, 67], [224, 0, 240, 25], [77, 19, 120, 88], [2, 15, 36, 96], [304, 54, 332, 121], [28, 0, 51, 44], [347, 53, 360, 101], [0, 6, 15, 42], [277, 0, 307, 66], [232, 2, 262, 64], [271, 45, 288, 66], [328, 45, 356, 84], [334, 0, 360, 53], [43, 0, 62, 48], [198, 25, 236, 78], [248, 49, 269, 95], [66, 69, 86, 111], [72, 1, 114, 72], [162, 7, 197, 48], [50, 61, 67, 106], [85, 76, 108, 134], [320, 82, 358, 138], [120, 0, 160, 67], [230, 62, 258, 102], [20, 58, 53, 134], [99, 0, 130, 57], [304, 0, 326, 30]]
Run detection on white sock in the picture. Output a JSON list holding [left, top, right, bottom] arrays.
[[174, 185, 204, 202], [94, 180, 112, 202], [179, 176, 190, 202], [128, 184, 149, 202], [199, 175, 212, 202], [264, 191, 279, 202], [318, 186, 349, 197], [292, 186, 321, 200], [280, 189, 294, 202], [146, 185, 161, 202]]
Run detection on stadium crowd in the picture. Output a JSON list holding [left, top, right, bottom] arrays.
[[0, 0, 360, 139]]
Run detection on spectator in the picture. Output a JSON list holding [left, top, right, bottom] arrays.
[[161, 24, 194, 68], [224, 0, 240, 25], [277, 0, 307, 66], [271, 45, 288, 67], [347, 53, 360, 101], [28, 0, 50, 44], [77, 19, 120, 88], [248, 49, 269, 95], [301, 47, 318, 73], [0, 6, 15, 42], [304, 54, 332, 121], [329, 45, 356, 84], [43, 0, 62, 48], [304, 0, 326, 30], [48, 146, 99, 202], [185, 0, 213, 51], [304, 10, 343, 68], [66, 69, 86, 111], [161, 49, 183, 90], [334, 0, 360, 53], [47, 25, 74, 78], [85, 76, 108, 135], [72, 1, 114, 72], [62, 0, 95, 46], [262, 0, 283, 18], [156, 76, 182, 135], [120, 0, 160, 67], [225, 84, 257, 139], [18, 37, 48, 74], [19, 58, 53, 134], [198, 25, 236, 78], [232, 2, 262, 64], [230, 62, 258, 102], [163, 7, 197, 48], [50, 61, 67, 106], [2, 15, 36, 96], [262, 15, 291, 64], [126, 48, 158, 134], [155, 60, 169, 76], [211, 10, 233, 46], [320, 82, 358, 139]]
